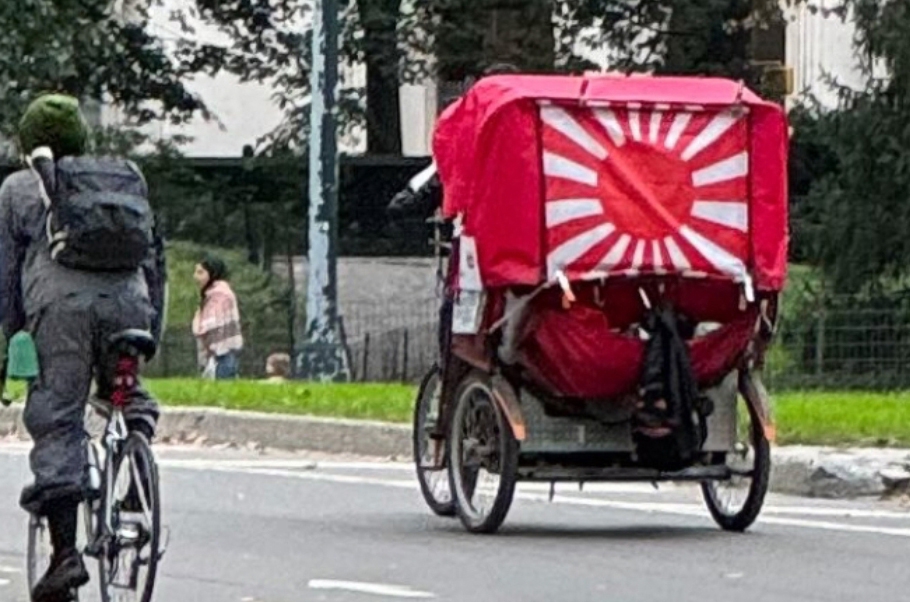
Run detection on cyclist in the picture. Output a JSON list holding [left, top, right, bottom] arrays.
[[0, 94, 167, 602], [387, 63, 520, 358]]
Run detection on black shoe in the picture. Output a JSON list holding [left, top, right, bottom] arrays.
[[31, 548, 89, 602]]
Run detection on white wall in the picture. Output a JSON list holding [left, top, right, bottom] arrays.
[[783, 0, 879, 110]]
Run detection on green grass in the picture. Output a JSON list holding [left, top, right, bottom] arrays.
[[773, 391, 910, 448], [5, 379, 910, 446], [146, 379, 415, 423]]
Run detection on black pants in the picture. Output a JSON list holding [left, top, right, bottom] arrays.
[[20, 291, 159, 516]]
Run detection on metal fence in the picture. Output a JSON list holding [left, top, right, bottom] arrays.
[[767, 296, 910, 390], [334, 296, 910, 391], [341, 299, 439, 383], [146, 290, 910, 390]]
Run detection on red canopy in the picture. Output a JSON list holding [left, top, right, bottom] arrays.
[[432, 74, 789, 292]]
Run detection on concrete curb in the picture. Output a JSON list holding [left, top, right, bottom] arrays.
[[0, 405, 412, 459], [3, 405, 908, 499]]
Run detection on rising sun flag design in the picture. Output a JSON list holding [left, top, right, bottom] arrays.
[[540, 102, 752, 284]]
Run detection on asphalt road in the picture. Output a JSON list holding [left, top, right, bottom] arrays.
[[1, 442, 908, 602]]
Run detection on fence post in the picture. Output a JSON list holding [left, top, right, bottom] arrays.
[[815, 307, 826, 379], [362, 333, 370, 383], [402, 328, 410, 383]]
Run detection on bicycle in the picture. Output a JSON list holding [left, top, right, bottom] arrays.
[[25, 329, 167, 602]]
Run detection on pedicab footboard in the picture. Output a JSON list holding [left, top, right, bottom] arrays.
[[515, 371, 739, 456]]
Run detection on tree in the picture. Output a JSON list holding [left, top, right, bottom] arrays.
[[190, 0, 382, 152], [0, 0, 215, 149], [358, 0, 404, 154], [430, 0, 557, 83], [793, 0, 910, 294], [188, 0, 783, 156]]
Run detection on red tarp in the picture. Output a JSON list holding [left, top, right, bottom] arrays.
[[432, 74, 789, 292]]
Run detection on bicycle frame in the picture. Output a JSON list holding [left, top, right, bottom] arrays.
[[85, 354, 145, 558]]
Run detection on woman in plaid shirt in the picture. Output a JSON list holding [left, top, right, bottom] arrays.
[[192, 255, 244, 378]]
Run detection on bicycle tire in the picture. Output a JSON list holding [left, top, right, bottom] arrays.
[[413, 366, 456, 516], [99, 433, 161, 602], [26, 514, 50, 591]]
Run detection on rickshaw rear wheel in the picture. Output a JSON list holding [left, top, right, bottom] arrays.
[[413, 365, 456, 517], [701, 391, 771, 532], [447, 371, 519, 534]]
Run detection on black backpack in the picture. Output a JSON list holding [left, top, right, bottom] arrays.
[[29, 149, 154, 272], [633, 305, 713, 472]]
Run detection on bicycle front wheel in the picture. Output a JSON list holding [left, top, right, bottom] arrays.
[[99, 433, 162, 602]]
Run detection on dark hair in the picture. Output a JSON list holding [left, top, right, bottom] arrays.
[[482, 62, 520, 76], [199, 254, 229, 304]]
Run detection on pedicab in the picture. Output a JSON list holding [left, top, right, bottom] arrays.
[[411, 73, 788, 534]]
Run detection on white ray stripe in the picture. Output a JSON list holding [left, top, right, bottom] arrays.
[[649, 111, 662, 144], [547, 224, 615, 276], [692, 152, 749, 187], [692, 200, 749, 232], [629, 109, 642, 141], [596, 233, 633, 269], [651, 240, 665, 271], [680, 226, 748, 280], [541, 106, 608, 160], [663, 236, 692, 271], [681, 110, 741, 161], [546, 199, 604, 227], [631, 239, 646, 268], [592, 108, 626, 146], [543, 151, 598, 186], [664, 111, 692, 150]]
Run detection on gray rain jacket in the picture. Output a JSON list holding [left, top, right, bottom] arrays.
[[0, 167, 167, 342]]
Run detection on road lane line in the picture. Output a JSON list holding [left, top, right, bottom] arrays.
[[165, 459, 910, 519], [5, 444, 910, 530], [308, 579, 435, 598], [196, 465, 910, 538]]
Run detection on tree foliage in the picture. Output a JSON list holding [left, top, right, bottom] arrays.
[[0, 0, 215, 150], [793, 0, 910, 294]]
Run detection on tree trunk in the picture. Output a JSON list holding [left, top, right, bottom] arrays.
[[434, 0, 556, 83], [359, 0, 403, 155]]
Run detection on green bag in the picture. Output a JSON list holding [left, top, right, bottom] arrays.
[[7, 331, 39, 381]]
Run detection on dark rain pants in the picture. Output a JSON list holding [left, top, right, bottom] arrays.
[[20, 291, 159, 516]]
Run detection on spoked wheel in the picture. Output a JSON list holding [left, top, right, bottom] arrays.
[[701, 391, 771, 532], [26, 514, 52, 595], [413, 366, 455, 517], [447, 372, 519, 534], [99, 434, 162, 602]]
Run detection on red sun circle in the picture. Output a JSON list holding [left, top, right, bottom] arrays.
[[596, 140, 696, 240]]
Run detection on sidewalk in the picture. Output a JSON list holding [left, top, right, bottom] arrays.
[[2, 405, 908, 500]]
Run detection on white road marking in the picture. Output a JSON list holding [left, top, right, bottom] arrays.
[[0, 578, 10, 586], [187, 465, 910, 538], [0, 566, 21, 574], [3, 444, 909, 534], [308, 579, 435, 598]]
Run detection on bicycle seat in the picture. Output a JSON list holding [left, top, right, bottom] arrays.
[[109, 329, 157, 360]]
